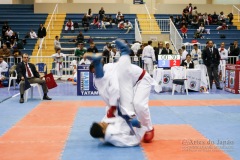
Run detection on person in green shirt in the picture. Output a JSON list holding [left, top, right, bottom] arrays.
[[75, 43, 87, 57]]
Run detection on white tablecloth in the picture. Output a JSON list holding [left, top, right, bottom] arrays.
[[153, 68, 208, 93]]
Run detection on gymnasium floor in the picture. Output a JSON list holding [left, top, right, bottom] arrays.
[[0, 82, 239, 160]]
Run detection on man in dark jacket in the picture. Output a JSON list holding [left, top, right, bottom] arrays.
[[229, 40, 240, 64], [202, 40, 222, 90], [16, 53, 52, 103], [37, 24, 46, 49], [154, 41, 168, 61]]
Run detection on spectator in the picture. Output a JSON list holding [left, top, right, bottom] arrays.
[[202, 40, 222, 89], [181, 54, 194, 69], [180, 25, 188, 38], [82, 14, 90, 31], [131, 41, 141, 55], [75, 31, 84, 45], [124, 20, 133, 34], [5, 27, 13, 37], [79, 55, 91, 65], [228, 13, 233, 25], [180, 18, 188, 28], [10, 32, 18, 46], [86, 8, 93, 20], [165, 42, 172, 54], [30, 29, 38, 39], [174, 15, 181, 28], [37, 24, 46, 48], [137, 44, 146, 57], [116, 11, 123, 24], [12, 45, 21, 60], [75, 43, 87, 58], [182, 6, 189, 22], [16, 53, 52, 103], [190, 44, 202, 66], [65, 19, 74, 32], [103, 42, 110, 51], [191, 16, 199, 29], [2, 22, 9, 37], [216, 22, 228, 30], [101, 16, 110, 29], [192, 6, 198, 17], [198, 23, 205, 33], [188, 3, 193, 15], [102, 44, 112, 63], [203, 12, 209, 25], [198, 14, 204, 25], [178, 48, 183, 60], [208, 14, 213, 24], [211, 12, 218, 24], [118, 21, 125, 29], [54, 36, 61, 52], [229, 40, 240, 58], [0, 43, 11, 61], [99, 7, 105, 21], [218, 11, 225, 23], [181, 46, 188, 61], [91, 16, 100, 29], [118, 15, 125, 24], [0, 55, 9, 73], [87, 42, 99, 53]]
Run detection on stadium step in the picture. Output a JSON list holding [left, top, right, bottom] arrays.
[[31, 13, 66, 71], [137, 14, 161, 34]]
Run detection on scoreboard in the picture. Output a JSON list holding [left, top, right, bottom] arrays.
[[158, 54, 181, 68]]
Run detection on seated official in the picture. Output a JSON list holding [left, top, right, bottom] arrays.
[[16, 53, 52, 103], [180, 54, 194, 69]]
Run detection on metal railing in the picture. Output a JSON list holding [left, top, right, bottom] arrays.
[[232, 5, 240, 22], [135, 19, 142, 42], [170, 19, 182, 53], [36, 3, 59, 58]]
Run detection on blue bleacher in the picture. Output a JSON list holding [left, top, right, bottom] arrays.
[[154, 14, 240, 49], [60, 14, 136, 51], [0, 4, 47, 55]]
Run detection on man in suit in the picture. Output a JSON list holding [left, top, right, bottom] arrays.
[[181, 54, 194, 69], [16, 53, 52, 103], [202, 40, 222, 90], [154, 41, 168, 61], [165, 42, 173, 54]]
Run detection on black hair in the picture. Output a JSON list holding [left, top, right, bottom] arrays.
[[186, 53, 191, 57], [0, 56, 3, 59], [89, 62, 95, 73], [90, 122, 104, 138], [148, 40, 152, 45]]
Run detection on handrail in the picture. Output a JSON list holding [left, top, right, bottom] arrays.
[[144, 3, 151, 19], [232, 5, 240, 22], [169, 19, 182, 54], [135, 19, 142, 42], [36, 3, 59, 59]]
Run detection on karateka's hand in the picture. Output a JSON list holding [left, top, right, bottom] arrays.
[[21, 76, 24, 81], [40, 76, 44, 80]]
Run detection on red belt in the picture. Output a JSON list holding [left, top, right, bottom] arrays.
[[136, 69, 146, 83]]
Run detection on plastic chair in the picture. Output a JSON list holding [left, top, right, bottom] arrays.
[[171, 66, 188, 95], [24, 83, 43, 102], [8, 70, 17, 91]]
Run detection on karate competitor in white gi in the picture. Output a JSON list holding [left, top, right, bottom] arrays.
[[89, 40, 155, 146], [141, 40, 156, 76], [52, 48, 66, 80]]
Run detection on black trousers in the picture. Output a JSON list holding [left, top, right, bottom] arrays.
[[207, 65, 220, 88]]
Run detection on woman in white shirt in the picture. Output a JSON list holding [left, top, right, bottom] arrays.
[[30, 29, 38, 39]]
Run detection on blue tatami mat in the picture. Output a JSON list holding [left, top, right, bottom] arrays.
[[61, 108, 146, 160]]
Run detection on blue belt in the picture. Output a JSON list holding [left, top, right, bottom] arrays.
[[117, 106, 135, 135], [144, 56, 152, 58]]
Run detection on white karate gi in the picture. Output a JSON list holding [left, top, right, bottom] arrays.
[[142, 45, 156, 75], [95, 56, 154, 132], [131, 42, 141, 54], [101, 116, 147, 147], [190, 49, 202, 66], [218, 48, 228, 81], [0, 60, 9, 73], [79, 58, 91, 65], [52, 53, 65, 78]]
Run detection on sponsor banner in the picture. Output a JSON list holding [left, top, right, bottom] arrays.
[[77, 65, 99, 96]]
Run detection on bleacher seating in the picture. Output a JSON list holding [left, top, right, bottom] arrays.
[[60, 14, 136, 53], [0, 4, 47, 55], [154, 14, 240, 49]]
